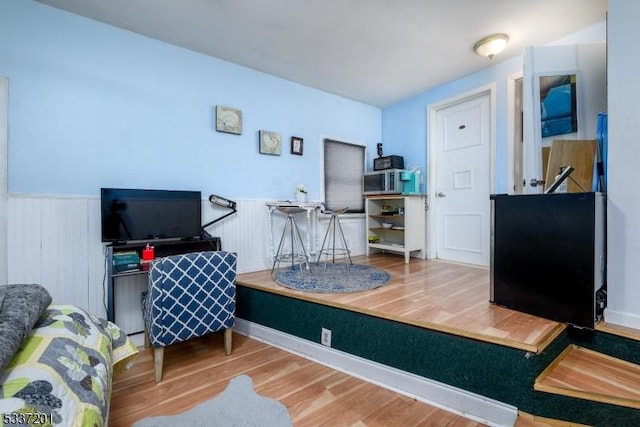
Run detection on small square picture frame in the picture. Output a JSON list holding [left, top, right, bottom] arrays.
[[259, 130, 282, 155], [291, 136, 303, 155], [216, 105, 242, 135]]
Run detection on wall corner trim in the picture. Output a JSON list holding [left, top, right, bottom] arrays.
[[604, 309, 640, 331]]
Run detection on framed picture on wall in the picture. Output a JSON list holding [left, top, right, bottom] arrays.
[[291, 136, 303, 155], [215, 105, 242, 135], [259, 130, 281, 155]]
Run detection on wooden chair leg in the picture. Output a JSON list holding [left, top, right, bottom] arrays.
[[153, 347, 164, 383], [144, 328, 151, 349], [224, 328, 233, 356]]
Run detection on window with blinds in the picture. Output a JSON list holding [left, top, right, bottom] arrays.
[[323, 138, 365, 213]]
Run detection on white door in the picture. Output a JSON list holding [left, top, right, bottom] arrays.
[[521, 44, 606, 194], [432, 92, 491, 266]]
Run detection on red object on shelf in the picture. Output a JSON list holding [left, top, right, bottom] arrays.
[[142, 245, 154, 261]]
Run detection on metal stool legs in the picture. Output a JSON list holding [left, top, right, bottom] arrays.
[[317, 208, 352, 268], [271, 208, 312, 279]]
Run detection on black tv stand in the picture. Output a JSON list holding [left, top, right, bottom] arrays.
[[106, 236, 222, 323]]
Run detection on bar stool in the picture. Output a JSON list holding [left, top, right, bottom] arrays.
[[271, 206, 312, 278], [317, 207, 352, 268]]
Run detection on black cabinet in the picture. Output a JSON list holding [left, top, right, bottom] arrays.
[[490, 192, 606, 328]]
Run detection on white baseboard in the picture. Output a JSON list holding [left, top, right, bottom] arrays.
[[604, 308, 640, 330], [234, 318, 517, 427]]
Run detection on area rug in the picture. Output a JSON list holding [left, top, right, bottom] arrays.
[[132, 375, 292, 427], [274, 262, 391, 293]]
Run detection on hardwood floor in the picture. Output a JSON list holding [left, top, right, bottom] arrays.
[[110, 333, 486, 426], [514, 412, 589, 427], [595, 320, 640, 342], [237, 254, 564, 353], [535, 344, 640, 410]]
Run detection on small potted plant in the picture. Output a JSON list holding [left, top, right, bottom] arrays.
[[295, 184, 307, 203]]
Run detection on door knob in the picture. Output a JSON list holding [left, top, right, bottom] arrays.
[[529, 178, 545, 188], [436, 192, 446, 198]]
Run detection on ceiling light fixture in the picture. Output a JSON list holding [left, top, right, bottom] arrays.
[[473, 33, 510, 59]]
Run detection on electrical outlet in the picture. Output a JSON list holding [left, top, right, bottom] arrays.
[[321, 327, 332, 347]]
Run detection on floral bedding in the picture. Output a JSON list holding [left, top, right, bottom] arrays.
[[0, 305, 138, 427]]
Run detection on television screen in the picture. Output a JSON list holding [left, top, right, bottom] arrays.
[[101, 188, 202, 243]]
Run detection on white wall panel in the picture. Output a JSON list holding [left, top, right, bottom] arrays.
[[8, 196, 44, 286], [39, 197, 90, 308], [112, 274, 147, 335], [317, 214, 366, 260], [204, 199, 275, 273]]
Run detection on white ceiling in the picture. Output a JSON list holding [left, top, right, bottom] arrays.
[[37, 0, 607, 107]]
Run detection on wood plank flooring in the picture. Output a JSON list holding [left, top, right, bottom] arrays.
[[515, 412, 590, 427], [109, 333, 486, 426], [595, 321, 640, 342], [534, 344, 640, 410], [237, 254, 564, 352]]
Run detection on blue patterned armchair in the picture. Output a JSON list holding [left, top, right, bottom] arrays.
[[141, 251, 236, 382]]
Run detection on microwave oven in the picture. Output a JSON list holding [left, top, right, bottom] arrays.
[[363, 169, 403, 195], [374, 155, 404, 171]]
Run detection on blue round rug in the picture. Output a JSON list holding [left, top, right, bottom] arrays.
[[274, 263, 391, 293]]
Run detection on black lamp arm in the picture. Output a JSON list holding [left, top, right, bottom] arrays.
[[200, 194, 238, 237], [201, 208, 237, 230]]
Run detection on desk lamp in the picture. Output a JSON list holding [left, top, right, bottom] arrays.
[[201, 194, 237, 238]]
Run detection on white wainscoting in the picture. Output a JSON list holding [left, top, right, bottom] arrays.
[[7, 194, 366, 334], [7, 195, 106, 317]]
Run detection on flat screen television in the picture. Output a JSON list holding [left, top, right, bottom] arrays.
[[101, 188, 202, 243]]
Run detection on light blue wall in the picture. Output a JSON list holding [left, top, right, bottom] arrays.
[[381, 58, 522, 194], [0, 1, 381, 200]]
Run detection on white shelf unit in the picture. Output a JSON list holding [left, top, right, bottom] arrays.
[[365, 195, 426, 263]]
